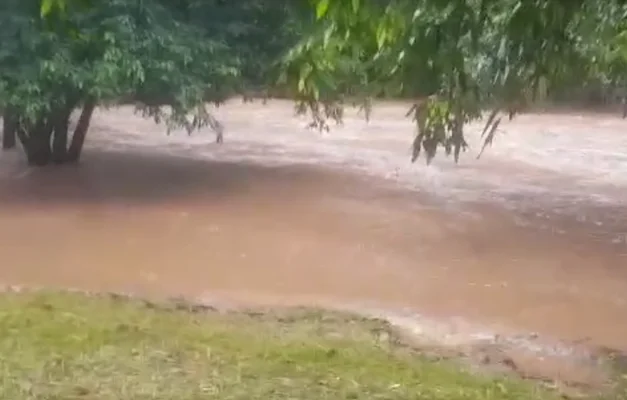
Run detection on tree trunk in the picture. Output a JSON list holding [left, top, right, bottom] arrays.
[[67, 99, 96, 163], [52, 108, 72, 164], [2, 108, 17, 150], [25, 119, 54, 166], [15, 122, 29, 153]]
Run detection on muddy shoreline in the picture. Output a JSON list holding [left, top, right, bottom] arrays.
[[1, 284, 622, 396]]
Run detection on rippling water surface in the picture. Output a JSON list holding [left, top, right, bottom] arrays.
[[1, 101, 626, 362]]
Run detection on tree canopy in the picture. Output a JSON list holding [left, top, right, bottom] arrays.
[[282, 0, 627, 161], [0, 0, 306, 165], [1, 0, 626, 166]]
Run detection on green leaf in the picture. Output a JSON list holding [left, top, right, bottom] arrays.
[[316, 0, 330, 20], [351, 0, 359, 14], [40, 0, 55, 17], [376, 22, 387, 49]]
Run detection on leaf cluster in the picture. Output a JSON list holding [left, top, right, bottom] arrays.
[[282, 0, 627, 162], [0, 0, 239, 134]]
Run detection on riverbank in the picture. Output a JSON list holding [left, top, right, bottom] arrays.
[[0, 289, 624, 399]]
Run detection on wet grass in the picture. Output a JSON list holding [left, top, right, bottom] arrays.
[[601, 352, 627, 400], [0, 291, 604, 400]]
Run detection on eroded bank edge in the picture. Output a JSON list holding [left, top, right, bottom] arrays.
[[0, 284, 624, 397]]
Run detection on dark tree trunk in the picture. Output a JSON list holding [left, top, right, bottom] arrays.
[[2, 108, 17, 150], [14, 116, 55, 166], [67, 99, 96, 163], [52, 108, 72, 164], [25, 119, 54, 166], [15, 122, 29, 153]]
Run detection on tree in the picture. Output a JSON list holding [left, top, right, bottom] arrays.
[[573, 1, 627, 110], [281, 0, 627, 162], [0, 0, 242, 165], [28, 0, 627, 165], [2, 107, 17, 150], [1, 0, 312, 165]]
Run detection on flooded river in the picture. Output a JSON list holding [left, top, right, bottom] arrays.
[[0, 101, 626, 376]]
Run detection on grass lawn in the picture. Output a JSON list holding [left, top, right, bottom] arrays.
[[0, 291, 614, 400]]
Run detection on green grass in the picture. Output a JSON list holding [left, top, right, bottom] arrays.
[[0, 291, 587, 399]]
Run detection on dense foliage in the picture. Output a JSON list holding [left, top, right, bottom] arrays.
[[1, 0, 626, 166], [0, 0, 306, 165], [283, 0, 627, 162]]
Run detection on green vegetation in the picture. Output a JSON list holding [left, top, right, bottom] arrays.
[[284, 0, 627, 162], [1, 0, 626, 165], [0, 291, 567, 400], [0, 0, 306, 164]]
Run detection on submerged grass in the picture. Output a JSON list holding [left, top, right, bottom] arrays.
[[0, 291, 598, 400]]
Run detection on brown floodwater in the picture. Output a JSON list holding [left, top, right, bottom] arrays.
[[0, 101, 626, 360]]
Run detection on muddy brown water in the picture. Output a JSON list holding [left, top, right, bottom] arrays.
[[1, 100, 626, 383]]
